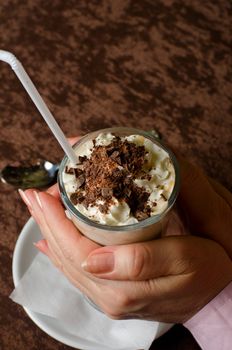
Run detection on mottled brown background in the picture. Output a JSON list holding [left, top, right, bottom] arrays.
[[0, 0, 231, 349]]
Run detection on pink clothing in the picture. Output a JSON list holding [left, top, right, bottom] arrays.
[[184, 281, 232, 350]]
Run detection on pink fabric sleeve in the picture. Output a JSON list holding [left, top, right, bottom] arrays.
[[184, 281, 232, 350]]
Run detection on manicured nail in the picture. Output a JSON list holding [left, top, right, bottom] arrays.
[[82, 252, 114, 274], [18, 189, 32, 209], [33, 242, 40, 249], [33, 242, 45, 255], [33, 240, 47, 253], [34, 191, 43, 209]]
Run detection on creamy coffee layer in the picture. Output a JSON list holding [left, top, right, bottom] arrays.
[[62, 133, 175, 226]]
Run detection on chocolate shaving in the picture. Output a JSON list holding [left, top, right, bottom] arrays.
[[134, 211, 149, 221], [99, 203, 109, 214], [74, 168, 83, 178], [78, 155, 87, 163], [101, 187, 113, 199], [124, 187, 132, 197], [75, 174, 85, 188], [65, 166, 75, 174], [161, 193, 167, 201], [68, 135, 154, 220], [110, 150, 120, 159], [141, 173, 152, 181], [70, 193, 78, 205], [65, 167, 84, 180]]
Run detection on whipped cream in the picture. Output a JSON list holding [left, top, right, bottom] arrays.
[[62, 133, 175, 226]]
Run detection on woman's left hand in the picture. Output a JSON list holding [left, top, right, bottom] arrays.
[[19, 187, 232, 323]]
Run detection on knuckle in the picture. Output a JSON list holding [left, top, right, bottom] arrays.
[[61, 245, 74, 264], [171, 238, 198, 273], [127, 244, 151, 280], [172, 238, 189, 258], [47, 248, 65, 272], [53, 258, 64, 272], [101, 291, 133, 319], [103, 305, 123, 319], [116, 292, 132, 309], [104, 311, 122, 320]]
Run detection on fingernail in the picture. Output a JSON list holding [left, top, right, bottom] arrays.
[[82, 252, 114, 274], [33, 242, 41, 249], [34, 191, 43, 209], [18, 189, 32, 209], [33, 240, 47, 253]]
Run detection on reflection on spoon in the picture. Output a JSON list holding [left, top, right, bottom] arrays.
[[0, 161, 59, 189]]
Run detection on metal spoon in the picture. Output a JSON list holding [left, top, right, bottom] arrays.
[[0, 161, 59, 189], [0, 130, 162, 189]]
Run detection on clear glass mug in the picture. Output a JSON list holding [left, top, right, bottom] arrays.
[[58, 127, 180, 245]]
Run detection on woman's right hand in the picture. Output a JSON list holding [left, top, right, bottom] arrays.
[[177, 158, 232, 259]]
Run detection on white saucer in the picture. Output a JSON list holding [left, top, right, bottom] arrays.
[[12, 217, 173, 349]]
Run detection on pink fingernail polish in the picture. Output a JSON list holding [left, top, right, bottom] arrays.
[[18, 189, 32, 209], [82, 252, 115, 274], [33, 242, 44, 254], [33, 240, 47, 254], [34, 191, 43, 209]]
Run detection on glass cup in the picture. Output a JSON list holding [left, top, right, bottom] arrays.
[[58, 127, 180, 245]]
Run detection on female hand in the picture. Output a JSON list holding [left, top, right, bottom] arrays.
[[18, 136, 232, 322], [19, 187, 232, 323]]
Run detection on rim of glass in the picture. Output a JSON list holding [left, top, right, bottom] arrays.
[[58, 127, 180, 232]]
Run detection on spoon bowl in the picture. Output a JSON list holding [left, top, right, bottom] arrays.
[[0, 161, 59, 189]]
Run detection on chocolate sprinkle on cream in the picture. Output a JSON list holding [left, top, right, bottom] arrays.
[[65, 136, 152, 221], [161, 193, 167, 201]]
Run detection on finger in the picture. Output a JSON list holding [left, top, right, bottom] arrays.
[[19, 189, 51, 237], [67, 136, 82, 145], [34, 238, 69, 272], [161, 209, 188, 237], [20, 189, 100, 298], [33, 239, 96, 299], [178, 158, 232, 257], [208, 178, 232, 209], [82, 236, 200, 281], [34, 236, 95, 288], [22, 188, 100, 271], [34, 191, 100, 262], [34, 239, 58, 262], [22, 190, 65, 261], [34, 239, 49, 254], [19, 188, 66, 266], [46, 183, 60, 199], [34, 239, 60, 266]]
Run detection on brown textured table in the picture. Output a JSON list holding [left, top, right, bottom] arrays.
[[0, 1, 231, 349]]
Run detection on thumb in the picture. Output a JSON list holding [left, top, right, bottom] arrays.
[[82, 236, 192, 281]]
